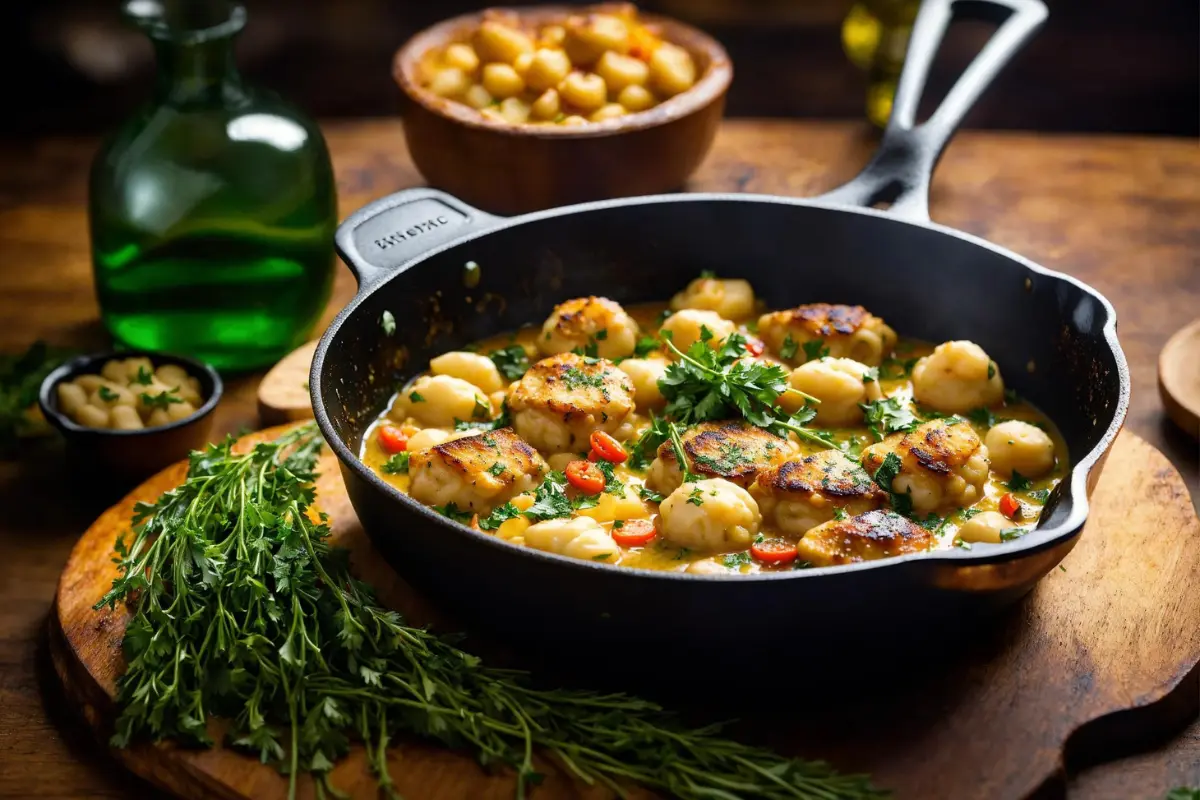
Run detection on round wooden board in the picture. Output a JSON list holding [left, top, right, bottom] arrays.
[[1159, 319, 1200, 439], [49, 427, 1200, 800]]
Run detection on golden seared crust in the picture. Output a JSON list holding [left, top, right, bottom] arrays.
[[657, 420, 790, 483], [754, 450, 885, 504], [509, 353, 635, 421], [764, 303, 873, 338], [862, 418, 982, 477], [548, 296, 625, 339], [422, 427, 547, 486], [798, 510, 936, 566]]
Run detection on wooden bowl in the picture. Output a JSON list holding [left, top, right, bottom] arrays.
[[393, 6, 732, 215]]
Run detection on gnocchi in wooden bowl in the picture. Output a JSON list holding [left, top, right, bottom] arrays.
[[392, 4, 732, 214], [361, 276, 1069, 576], [38, 350, 221, 481]]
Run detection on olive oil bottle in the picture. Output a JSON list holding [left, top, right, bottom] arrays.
[[89, 1, 336, 371], [842, 0, 920, 128]]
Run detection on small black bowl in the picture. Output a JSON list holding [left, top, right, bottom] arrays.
[[38, 349, 223, 481]]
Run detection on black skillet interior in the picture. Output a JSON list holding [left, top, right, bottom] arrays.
[[313, 0, 1129, 667]]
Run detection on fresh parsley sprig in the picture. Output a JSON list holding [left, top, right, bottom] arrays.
[[657, 330, 830, 447], [95, 424, 884, 799]]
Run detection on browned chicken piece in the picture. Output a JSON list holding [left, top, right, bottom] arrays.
[[860, 418, 990, 513], [797, 509, 936, 566], [646, 419, 794, 495], [756, 303, 897, 366], [508, 352, 636, 454], [409, 427, 547, 514], [538, 296, 640, 359], [750, 450, 886, 536]]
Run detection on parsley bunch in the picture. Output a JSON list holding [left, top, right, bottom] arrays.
[[0, 341, 76, 453], [96, 424, 882, 800]]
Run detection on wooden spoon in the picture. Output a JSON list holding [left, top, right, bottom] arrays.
[[1158, 319, 1200, 438], [257, 340, 317, 426]]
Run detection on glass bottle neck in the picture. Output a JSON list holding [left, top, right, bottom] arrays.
[[153, 37, 243, 104]]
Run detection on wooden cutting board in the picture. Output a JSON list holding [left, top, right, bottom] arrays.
[[48, 426, 1200, 800]]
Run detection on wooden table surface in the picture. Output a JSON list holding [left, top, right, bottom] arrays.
[[1, 119, 1197, 799]]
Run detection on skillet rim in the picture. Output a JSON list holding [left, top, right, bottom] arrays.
[[312, 191, 1131, 582]]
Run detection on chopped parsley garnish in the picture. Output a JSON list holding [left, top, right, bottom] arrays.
[[455, 401, 511, 432], [722, 552, 752, 568], [1028, 488, 1051, 502], [488, 345, 530, 380], [612, 520, 625, 529], [380, 310, 396, 336], [1007, 470, 1033, 492], [594, 459, 626, 496], [987, 362, 997, 380], [487, 462, 506, 477], [382, 453, 410, 475], [801, 339, 830, 363], [699, 269, 716, 279], [98, 385, 119, 402], [478, 502, 520, 531], [132, 366, 154, 386], [1004, 388, 1020, 404], [686, 487, 705, 506], [522, 471, 600, 522], [672, 547, 692, 561], [409, 391, 425, 403], [833, 507, 848, 521], [595, 329, 608, 341], [561, 366, 605, 390], [139, 389, 183, 410], [999, 527, 1027, 542], [434, 502, 473, 524], [571, 341, 600, 359], [633, 336, 660, 357], [880, 356, 919, 379], [967, 407, 997, 427], [637, 485, 665, 503], [472, 395, 490, 419], [860, 397, 918, 441], [871, 452, 913, 516], [592, 553, 613, 561], [960, 507, 983, 520], [861, 367, 880, 383], [692, 442, 753, 475], [779, 334, 799, 360], [955, 540, 974, 550]]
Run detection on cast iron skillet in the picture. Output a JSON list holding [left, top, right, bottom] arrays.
[[314, 0, 1129, 663]]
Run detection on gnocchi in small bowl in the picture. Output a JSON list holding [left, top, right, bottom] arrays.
[[38, 350, 222, 480]]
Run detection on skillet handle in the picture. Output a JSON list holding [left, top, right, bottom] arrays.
[[816, 0, 1047, 221], [334, 188, 503, 288]]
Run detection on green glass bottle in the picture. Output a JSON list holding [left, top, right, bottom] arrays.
[[90, 0, 336, 371], [841, 0, 920, 128]]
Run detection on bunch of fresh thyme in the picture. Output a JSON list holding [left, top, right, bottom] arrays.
[[97, 422, 884, 800]]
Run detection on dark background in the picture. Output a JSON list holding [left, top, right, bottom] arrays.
[[5, 0, 1197, 137]]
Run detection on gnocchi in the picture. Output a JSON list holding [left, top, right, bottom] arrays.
[[363, 278, 1067, 575], [417, 5, 698, 127], [54, 357, 205, 430]]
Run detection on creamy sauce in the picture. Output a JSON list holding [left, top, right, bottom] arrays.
[[360, 302, 1068, 574]]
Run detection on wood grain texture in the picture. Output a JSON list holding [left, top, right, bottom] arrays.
[[48, 426, 1200, 800], [1, 120, 1198, 798], [1159, 320, 1200, 439]]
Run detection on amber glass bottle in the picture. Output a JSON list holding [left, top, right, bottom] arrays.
[[89, 0, 336, 371]]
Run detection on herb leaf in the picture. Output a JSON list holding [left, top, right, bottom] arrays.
[[801, 339, 830, 362], [633, 336, 660, 358], [478, 502, 520, 531], [871, 452, 913, 516], [381, 310, 396, 336], [1007, 470, 1033, 492], [382, 453, 410, 475], [488, 345, 530, 380], [860, 397, 918, 442], [779, 334, 799, 361], [139, 389, 183, 410]]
